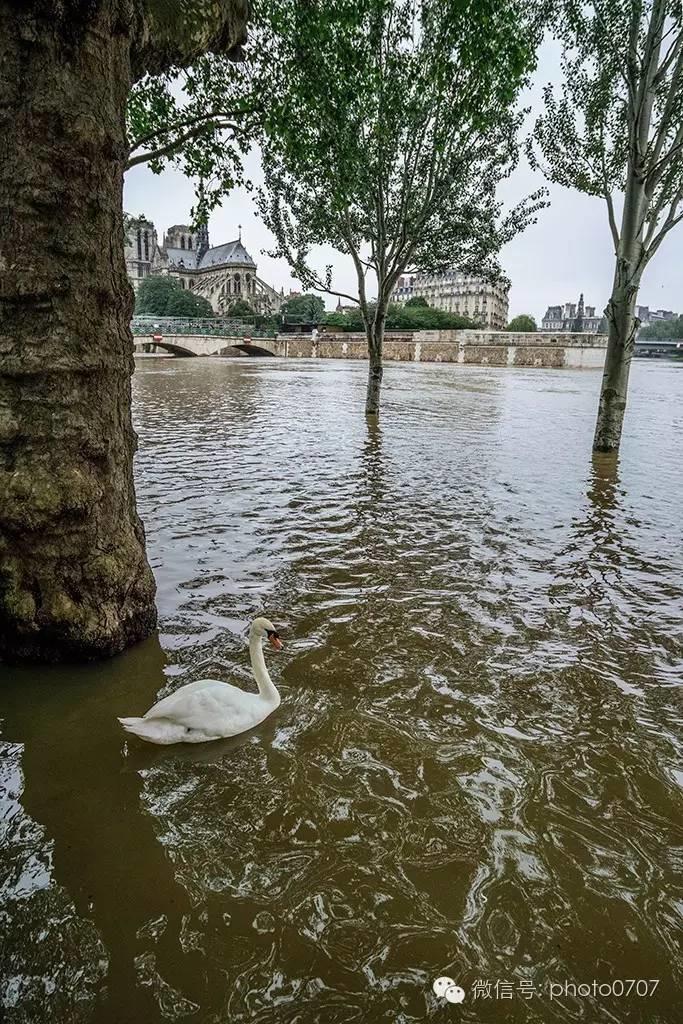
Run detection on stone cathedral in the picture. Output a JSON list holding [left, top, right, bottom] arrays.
[[124, 215, 285, 315]]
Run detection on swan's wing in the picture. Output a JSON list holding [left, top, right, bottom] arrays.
[[142, 678, 226, 719], [144, 681, 258, 732]]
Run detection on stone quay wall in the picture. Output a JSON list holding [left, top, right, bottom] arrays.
[[272, 330, 608, 369]]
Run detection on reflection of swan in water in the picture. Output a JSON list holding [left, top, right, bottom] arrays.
[[119, 618, 282, 744]]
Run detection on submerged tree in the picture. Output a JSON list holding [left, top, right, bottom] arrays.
[[0, 2, 249, 662], [529, 0, 683, 452], [256, 0, 546, 415]]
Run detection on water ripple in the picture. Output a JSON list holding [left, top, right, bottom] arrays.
[[1, 358, 682, 1022]]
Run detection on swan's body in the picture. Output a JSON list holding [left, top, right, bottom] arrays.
[[118, 618, 282, 745]]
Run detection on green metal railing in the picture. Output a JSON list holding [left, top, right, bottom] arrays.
[[131, 316, 279, 339]]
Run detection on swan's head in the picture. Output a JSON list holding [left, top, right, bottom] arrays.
[[251, 616, 283, 651]]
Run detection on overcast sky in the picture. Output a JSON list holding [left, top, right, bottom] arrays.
[[124, 39, 681, 322]]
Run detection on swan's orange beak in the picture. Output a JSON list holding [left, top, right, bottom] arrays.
[[268, 633, 283, 651]]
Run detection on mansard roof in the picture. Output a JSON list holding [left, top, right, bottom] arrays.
[[198, 240, 256, 269], [166, 247, 198, 268]]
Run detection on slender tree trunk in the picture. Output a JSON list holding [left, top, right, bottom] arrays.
[[365, 317, 385, 416], [0, 6, 157, 661], [593, 168, 646, 454], [593, 282, 639, 452]]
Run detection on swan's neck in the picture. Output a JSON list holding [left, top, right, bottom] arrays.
[[249, 634, 280, 707]]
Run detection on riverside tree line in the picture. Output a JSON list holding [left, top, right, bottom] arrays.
[[1, 0, 682, 663], [134, 276, 531, 333]]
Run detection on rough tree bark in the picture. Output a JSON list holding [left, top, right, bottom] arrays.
[[364, 287, 389, 416], [0, 1, 248, 662], [593, 280, 641, 452], [365, 324, 385, 416]]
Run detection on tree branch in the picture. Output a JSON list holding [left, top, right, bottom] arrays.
[[645, 181, 683, 258], [126, 120, 239, 169], [599, 124, 620, 249], [646, 38, 683, 179], [128, 106, 255, 152]]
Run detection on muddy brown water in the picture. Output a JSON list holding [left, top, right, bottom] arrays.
[[1, 358, 682, 1024]]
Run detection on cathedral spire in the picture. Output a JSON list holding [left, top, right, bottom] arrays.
[[573, 292, 585, 333], [196, 222, 210, 261]]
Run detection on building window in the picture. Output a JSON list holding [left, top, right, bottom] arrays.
[[181, 237, 185, 250]]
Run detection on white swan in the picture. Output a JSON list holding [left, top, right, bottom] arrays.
[[118, 618, 282, 745]]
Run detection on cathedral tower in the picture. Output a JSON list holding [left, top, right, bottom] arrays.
[[197, 222, 210, 262]]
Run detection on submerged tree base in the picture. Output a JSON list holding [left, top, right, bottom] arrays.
[[0, 603, 158, 665], [365, 354, 383, 416]]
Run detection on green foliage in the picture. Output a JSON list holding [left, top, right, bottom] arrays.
[[135, 276, 214, 317], [323, 309, 366, 332], [226, 298, 256, 318], [281, 293, 326, 321], [640, 316, 683, 339], [386, 305, 478, 331], [255, 0, 547, 334], [507, 314, 537, 332], [325, 304, 477, 332], [404, 296, 429, 308], [529, 3, 683, 300], [126, 56, 257, 222]]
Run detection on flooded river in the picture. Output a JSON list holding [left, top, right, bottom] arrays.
[[1, 358, 682, 1023]]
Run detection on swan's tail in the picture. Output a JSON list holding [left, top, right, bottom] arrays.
[[117, 716, 185, 745]]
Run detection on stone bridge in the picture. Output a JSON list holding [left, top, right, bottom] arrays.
[[133, 322, 610, 368], [135, 334, 280, 358]]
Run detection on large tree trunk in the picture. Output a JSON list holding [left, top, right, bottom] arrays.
[[365, 318, 385, 416], [0, 6, 157, 661]]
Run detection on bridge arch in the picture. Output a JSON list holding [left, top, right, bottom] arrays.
[[150, 339, 197, 357], [217, 342, 276, 357]]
